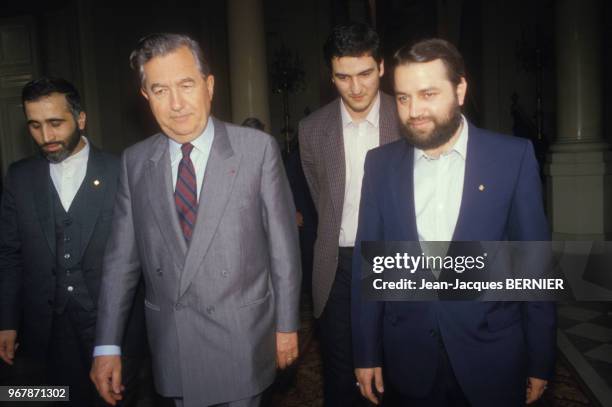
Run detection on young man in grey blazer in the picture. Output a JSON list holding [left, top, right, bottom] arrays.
[[298, 23, 401, 406], [90, 33, 301, 407]]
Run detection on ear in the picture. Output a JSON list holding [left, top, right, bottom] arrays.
[[140, 87, 149, 100], [456, 77, 467, 106], [77, 111, 87, 131], [206, 75, 215, 101], [378, 60, 385, 77]]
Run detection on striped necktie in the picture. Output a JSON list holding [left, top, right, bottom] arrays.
[[175, 143, 198, 242]]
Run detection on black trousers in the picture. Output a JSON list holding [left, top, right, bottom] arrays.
[[318, 247, 366, 407], [384, 338, 470, 407], [46, 299, 143, 407], [45, 299, 105, 406]]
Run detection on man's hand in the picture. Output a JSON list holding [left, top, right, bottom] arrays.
[[276, 331, 298, 369], [526, 377, 548, 404], [355, 367, 384, 405], [0, 330, 17, 365], [296, 211, 304, 227], [90, 355, 124, 406]]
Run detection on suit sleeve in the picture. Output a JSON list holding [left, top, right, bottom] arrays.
[[298, 121, 320, 211], [351, 152, 385, 367], [509, 140, 556, 380], [260, 136, 301, 332], [95, 151, 142, 347], [0, 167, 22, 330]]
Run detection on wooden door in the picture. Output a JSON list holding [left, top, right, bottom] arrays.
[[0, 16, 40, 179]]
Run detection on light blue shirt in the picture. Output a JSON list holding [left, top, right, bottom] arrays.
[[93, 120, 215, 358], [414, 115, 468, 243], [413, 115, 468, 278]]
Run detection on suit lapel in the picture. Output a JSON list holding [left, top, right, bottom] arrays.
[[393, 140, 419, 241], [146, 134, 187, 271], [452, 124, 491, 241], [324, 101, 346, 225], [74, 146, 107, 257], [33, 158, 55, 256], [379, 93, 400, 145], [180, 119, 240, 296]]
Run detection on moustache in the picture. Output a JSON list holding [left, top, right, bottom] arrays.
[[42, 141, 66, 148], [407, 116, 433, 124]]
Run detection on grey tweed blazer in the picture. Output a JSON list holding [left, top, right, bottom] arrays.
[[298, 92, 401, 317]]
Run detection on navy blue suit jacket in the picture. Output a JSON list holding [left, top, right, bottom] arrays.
[[352, 123, 556, 406]]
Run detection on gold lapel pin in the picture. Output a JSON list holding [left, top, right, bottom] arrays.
[[93, 179, 101, 187], [478, 184, 485, 191]]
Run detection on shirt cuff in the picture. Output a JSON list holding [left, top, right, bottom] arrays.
[[93, 345, 121, 357]]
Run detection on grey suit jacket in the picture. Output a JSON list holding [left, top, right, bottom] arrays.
[[95, 119, 301, 407], [298, 92, 401, 317]]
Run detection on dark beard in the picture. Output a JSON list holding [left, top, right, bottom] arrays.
[[401, 105, 462, 151], [41, 128, 82, 163]]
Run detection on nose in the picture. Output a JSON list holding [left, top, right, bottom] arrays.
[[409, 98, 423, 119], [169, 88, 185, 112], [41, 125, 54, 143], [349, 77, 362, 95]]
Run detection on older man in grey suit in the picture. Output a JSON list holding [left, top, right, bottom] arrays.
[[90, 33, 301, 407]]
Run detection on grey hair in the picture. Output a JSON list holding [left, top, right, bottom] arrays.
[[129, 33, 211, 86]]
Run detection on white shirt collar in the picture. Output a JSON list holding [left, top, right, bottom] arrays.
[[169, 118, 215, 164], [414, 115, 469, 161], [340, 92, 380, 129], [52, 136, 90, 167]]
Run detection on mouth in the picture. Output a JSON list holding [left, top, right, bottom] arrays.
[[350, 95, 365, 102], [43, 143, 63, 152], [171, 114, 192, 122], [409, 118, 433, 129]]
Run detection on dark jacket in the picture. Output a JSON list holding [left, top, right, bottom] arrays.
[[0, 146, 145, 358]]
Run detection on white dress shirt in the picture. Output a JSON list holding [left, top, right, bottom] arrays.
[[49, 137, 90, 211], [93, 121, 214, 357], [339, 93, 381, 247], [168, 119, 215, 201], [414, 115, 468, 242]]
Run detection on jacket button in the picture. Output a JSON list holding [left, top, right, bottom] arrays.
[[67, 286, 74, 292], [175, 302, 183, 310], [429, 329, 438, 338], [206, 306, 215, 314], [221, 270, 228, 277], [156, 268, 163, 276], [64, 253, 71, 260]]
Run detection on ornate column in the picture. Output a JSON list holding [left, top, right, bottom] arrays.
[[545, 0, 611, 239], [226, 0, 271, 130]]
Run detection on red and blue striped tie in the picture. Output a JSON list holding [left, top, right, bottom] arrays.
[[175, 143, 198, 242]]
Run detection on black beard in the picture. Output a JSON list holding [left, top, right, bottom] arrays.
[[401, 105, 462, 151], [41, 128, 82, 163]]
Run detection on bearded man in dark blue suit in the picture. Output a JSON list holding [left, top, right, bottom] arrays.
[[352, 39, 556, 407]]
